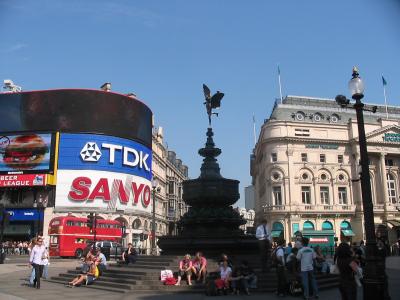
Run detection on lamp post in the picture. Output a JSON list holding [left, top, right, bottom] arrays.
[[151, 178, 160, 255], [335, 67, 388, 300]]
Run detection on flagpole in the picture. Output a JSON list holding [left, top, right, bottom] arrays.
[[382, 74, 388, 119], [252, 114, 257, 147], [278, 65, 283, 104]]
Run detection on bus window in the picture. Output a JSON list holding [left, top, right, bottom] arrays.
[[66, 221, 74, 226], [51, 220, 60, 226], [75, 238, 85, 244]]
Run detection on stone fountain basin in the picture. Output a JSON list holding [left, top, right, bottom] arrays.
[[183, 177, 239, 207]]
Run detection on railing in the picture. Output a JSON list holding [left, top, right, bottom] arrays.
[[265, 204, 356, 212]]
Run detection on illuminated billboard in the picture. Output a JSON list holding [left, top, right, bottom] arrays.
[[0, 133, 54, 175], [55, 133, 152, 213], [0, 89, 152, 148]]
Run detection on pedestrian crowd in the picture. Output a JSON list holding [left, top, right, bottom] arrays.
[[1, 240, 31, 255]]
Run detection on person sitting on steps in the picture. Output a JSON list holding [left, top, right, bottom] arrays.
[[122, 243, 138, 264], [67, 259, 99, 287], [175, 254, 193, 286], [192, 252, 207, 283]]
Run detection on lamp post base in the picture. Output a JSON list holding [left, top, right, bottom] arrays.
[[363, 243, 390, 300]]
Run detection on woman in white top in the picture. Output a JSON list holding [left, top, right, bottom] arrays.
[[215, 260, 232, 291], [29, 237, 46, 289]]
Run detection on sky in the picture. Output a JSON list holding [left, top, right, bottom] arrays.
[[1, 0, 400, 207]]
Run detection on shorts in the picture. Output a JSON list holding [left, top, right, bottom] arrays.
[[179, 270, 192, 278], [86, 275, 96, 285]]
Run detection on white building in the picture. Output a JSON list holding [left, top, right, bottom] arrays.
[[251, 96, 400, 245]]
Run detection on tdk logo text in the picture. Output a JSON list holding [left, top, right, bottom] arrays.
[[80, 142, 150, 172]]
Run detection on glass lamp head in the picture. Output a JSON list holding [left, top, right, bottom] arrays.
[[348, 66, 364, 100]]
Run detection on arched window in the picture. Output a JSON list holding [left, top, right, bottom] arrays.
[[340, 221, 351, 230], [272, 222, 284, 231], [132, 218, 141, 229], [322, 221, 333, 230], [144, 220, 148, 230], [386, 173, 397, 204], [303, 221, 314, 231]]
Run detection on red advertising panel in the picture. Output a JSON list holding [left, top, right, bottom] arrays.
[[0, 174, 47, 187]]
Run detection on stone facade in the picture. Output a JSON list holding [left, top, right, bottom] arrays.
[[251, 96, 400, 245]]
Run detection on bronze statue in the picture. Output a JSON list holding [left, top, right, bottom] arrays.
[[203, 84, 224, 127]]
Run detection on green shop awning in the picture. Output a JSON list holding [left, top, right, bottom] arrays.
[[271, 230, 282, 238], [341, 229, 355, 237]]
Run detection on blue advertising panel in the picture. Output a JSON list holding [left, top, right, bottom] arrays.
[[0, 208, 44, 221], [0, 133, 53, 174], [58, 133, 152, 180]]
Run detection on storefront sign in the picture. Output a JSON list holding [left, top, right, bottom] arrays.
[[309, 237, 329, 243], [2, 208, 43, 221], [0, 174, 46, 187], [383, 133, 400, 142], [305, 144, 339, 150]]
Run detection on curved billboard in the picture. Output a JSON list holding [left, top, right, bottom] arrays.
[[0, 89, 152, 148], [55, 133, 152, 213]]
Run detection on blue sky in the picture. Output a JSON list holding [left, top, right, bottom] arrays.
[[1, 0, 400, 207]]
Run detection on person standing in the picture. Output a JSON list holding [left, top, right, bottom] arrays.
[[296, 237, 318, 300], [336, 242, 358, 300], [29, 237, 46, 289], [274, 239, 287, 297], [255, 218, 271, 272]]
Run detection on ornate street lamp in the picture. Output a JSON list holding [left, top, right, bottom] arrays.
[[151, 178, 160, 255], [335, 67, 388, 300]]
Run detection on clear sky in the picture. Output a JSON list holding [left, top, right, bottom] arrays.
[[1, 0, 400, 207]]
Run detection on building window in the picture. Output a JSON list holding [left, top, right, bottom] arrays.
[[385, 159, 394, 166], [330, 114, 339, 123], [314, 113, 322, 122], [338, 155, 343, 164], [301, 153, 308, 162], [302, 173, 309, 180], [273, 186, 282, 206], [295, 112, 305, 121], [271, 153, 277, 162], [387, 173, 397, 204], [320, 154, 326, 163], [338, 187, 348, 204], [320, 186, 330, 204], [168, 181, 174, 194], [301, 186, 311, 204]]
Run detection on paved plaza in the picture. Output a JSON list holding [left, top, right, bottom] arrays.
[[0, 256, 399, 300]]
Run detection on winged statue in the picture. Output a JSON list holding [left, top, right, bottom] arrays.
[[203, 84, 224, 127]]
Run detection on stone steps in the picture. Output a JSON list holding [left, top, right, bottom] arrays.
[[49, 255, 339, 294]]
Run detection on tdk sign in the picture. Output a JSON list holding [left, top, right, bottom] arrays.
[[58, 134, 152, 180], [80, 142, 150, 171]]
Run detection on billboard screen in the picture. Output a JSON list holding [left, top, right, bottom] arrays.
[[0, 133, 54, 174], [0, 89, 152, 148], [55, 133, 152, 213]]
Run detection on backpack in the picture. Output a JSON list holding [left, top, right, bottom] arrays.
[[164, 277, 177, 285], [205, 279, 218, 296], [271, 246, 284, 267]]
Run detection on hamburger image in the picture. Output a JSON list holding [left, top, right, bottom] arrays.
[[3, 134, 49, 170]]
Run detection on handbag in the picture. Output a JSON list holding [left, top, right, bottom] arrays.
[[330, 264, 340, 275], [289, 280, 303, 296]]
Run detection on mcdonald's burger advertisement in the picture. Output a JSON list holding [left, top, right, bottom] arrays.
[[55, 133, 152, 213], [0, 133, 54, 187]]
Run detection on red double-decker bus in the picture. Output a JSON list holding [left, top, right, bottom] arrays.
[[48, 216, 122, 257]]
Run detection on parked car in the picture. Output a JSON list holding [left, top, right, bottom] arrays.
[[83, 240, 124, 259]]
